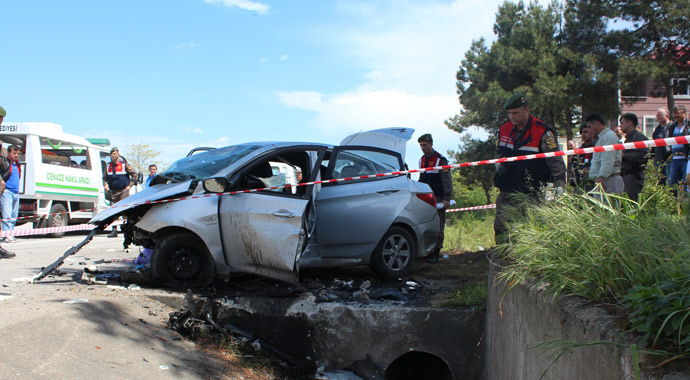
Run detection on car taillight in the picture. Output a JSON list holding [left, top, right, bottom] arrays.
[[416, 193, 437, 208]]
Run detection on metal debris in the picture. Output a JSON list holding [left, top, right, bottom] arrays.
[[63, 298, 89, 304]]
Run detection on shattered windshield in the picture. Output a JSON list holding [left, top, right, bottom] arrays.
[[160, 144, 261, 182]]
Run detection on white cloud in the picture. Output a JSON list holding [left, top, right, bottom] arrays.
[[204, 0, 270, 15], [316, 0, 499, 94], [280, 54, 289, 61], [275, 91, 324, 112], [277, 0, 502, 165], [181, 126, 204, 134], [276, 87, 463, 161], [258, 57, 268, 64], [176, 42, 197, 50]]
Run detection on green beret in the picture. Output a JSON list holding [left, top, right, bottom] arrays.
[[110, 146, 119, 153], [417, 133, 433, 143], [0, 106, 6, 117], [504, 93, 528, 110]]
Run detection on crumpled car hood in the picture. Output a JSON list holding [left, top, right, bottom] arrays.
[[90, 180, 194, 224]]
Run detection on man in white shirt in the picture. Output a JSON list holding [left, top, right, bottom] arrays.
[[587, 113, 623, 196]]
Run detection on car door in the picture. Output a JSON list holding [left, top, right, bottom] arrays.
[[217, 146, 325, 283], [314, 146, 410, 258]]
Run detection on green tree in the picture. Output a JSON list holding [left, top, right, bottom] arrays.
[[446, 133, 497, 204], [447, 0, 620, 192], [612, 0, 690, 111], [124, 143, 161, 175], [453, 1, 619, 140]]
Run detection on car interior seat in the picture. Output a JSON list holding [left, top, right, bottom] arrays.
[[339, 165, 361, 178]]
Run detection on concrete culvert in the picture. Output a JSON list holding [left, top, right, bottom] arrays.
[[385, 351, 453, 380]]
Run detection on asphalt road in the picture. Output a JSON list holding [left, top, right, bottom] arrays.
[[0, 232, 233, 380]]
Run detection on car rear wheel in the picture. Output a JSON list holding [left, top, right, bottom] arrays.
[[150, 232, 215, 288], [371, 226, 416, 280]]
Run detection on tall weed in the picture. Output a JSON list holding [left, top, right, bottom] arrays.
[[495, 188, 690, 356]]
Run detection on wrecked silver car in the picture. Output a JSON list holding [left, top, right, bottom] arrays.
[[90, 128, 440, 286]]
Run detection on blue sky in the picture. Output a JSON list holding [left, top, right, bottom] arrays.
[[2, 0, 503, 168]]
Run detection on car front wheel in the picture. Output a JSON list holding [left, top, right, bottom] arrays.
[[371, 226, 416, 280], [150, 232, 215, 288]]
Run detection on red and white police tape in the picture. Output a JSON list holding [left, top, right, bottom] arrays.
[[4, 134, 689, 237], [0, 220, 122, 238], [446, 204, 497, 213]]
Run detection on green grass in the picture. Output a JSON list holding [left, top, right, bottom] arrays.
[[441, 283, 488, 310], [444, 211, 496, 252], [495, 183, 690, 358]]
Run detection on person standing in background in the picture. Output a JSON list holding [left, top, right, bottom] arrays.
[[587, 113, 623, 196], [418, 133, 452, 263], [619, 113, 648, 202], [571, 124, 596, 192], [652, 108, 672, 185], [667, 105, 690, 188], [144, 164, 157, 187], [103, 147, 137, 237], [0, 106, 16, 258], [1, 145, 22, 242]]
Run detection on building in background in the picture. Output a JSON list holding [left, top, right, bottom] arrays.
[[620, 77, 690, 137]]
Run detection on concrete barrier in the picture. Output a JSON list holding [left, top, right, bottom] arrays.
[[187, 293, 485, 379]]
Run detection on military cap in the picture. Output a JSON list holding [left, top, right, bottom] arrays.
[[417, 133, 433, 143], [110, 146, 119, 153], [504, 93, 528, 110], [0, 106, 6, 117]]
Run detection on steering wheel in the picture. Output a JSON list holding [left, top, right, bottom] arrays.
[[244, 174, 266, 189]]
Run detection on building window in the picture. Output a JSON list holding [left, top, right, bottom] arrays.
[[644, 116, 658, 138], [672, 78, 690, 97]]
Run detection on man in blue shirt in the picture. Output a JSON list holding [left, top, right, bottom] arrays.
[[0, 105, 14, 257], [145, 164, 157, 187], [1, 145, 22, 243], [667, 105, 689, 188]]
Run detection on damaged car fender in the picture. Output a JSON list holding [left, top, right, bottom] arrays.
[[133, 196, 225, 271]]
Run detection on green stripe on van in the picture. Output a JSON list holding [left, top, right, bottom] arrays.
[[35, 182, 100, 192], [36, 190, 99, 198]]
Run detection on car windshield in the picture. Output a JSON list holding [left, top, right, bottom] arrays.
[[160, 144, 261, 182]]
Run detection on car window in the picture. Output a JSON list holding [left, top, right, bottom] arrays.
[[237, 148, 321, 196], [161, 144, 261, 183], [330, 148, 402, 181]]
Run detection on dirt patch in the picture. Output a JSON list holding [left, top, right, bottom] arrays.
[[409, 249, 490, 307]]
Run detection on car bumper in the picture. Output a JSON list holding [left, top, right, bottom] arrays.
[[416, 213, 440, 255]]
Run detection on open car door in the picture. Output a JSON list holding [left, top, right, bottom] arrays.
[[217, 146, 325, 283]]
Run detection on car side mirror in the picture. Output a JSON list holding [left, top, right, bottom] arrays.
[[203, 177, 229, 193]]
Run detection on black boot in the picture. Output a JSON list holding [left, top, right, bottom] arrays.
[[0, 246, 16, 258]]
